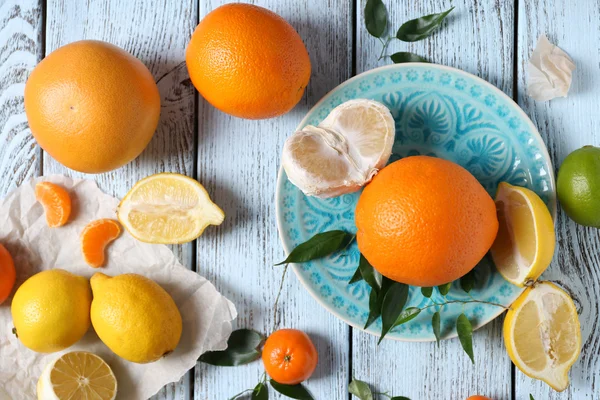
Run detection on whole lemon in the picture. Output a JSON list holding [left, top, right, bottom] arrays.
[[11, 269, 91, 353], [90, 273, 182, 363]]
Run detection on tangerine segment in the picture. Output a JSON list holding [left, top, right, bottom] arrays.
[[81, 219, 121, 268], [35, 182, 71, 227], [0, 244, 16, 304]]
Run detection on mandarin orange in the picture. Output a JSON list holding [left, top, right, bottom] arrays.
[[0, 244, 16, 304], [35, 182, 71, 227], [466, 396, 493, 400], [262, 329, 318, 385], [355, 156, 498, 287], [81, 219, 122, 268]]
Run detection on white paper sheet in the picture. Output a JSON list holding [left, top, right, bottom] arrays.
[[0, 175, 237, 399], [528, 34, 576, 101]]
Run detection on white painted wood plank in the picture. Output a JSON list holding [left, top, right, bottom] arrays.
[[193, 1, 352, 399], [353, 1, 515, 399], [0, 0, 42, 196], [517, 1, 600, 398], [44, 1, 197, 398]]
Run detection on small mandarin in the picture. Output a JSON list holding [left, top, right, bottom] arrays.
[[0, 244, 16, 304], [262, 329, 318, 385], [466, 396, 493, 400]]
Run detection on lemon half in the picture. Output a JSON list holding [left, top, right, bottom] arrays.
[[491, 182, 555, 286], [117, 173, 224, 244], [504, 282, 581, 391]]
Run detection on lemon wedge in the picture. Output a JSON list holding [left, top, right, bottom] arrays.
[[491, 182, 555, 286], [282, 99, 395, 198], [117, 173, 224, 244], [504, 282, 581, 391], [37, 351, 117, 400]]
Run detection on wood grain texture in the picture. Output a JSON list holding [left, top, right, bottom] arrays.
[[0, 0, 42, 196], [192, 1, 353, 399], [353, 1, 515, 399], [517, 1, 600, 398], [44, 0, 198, 398]]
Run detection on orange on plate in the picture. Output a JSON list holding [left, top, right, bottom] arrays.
[[355, 156, 498, 287], [0, 244, 16, 304], [35, 182, 71, 227], [24, 40, 160, 173], [186, 3, 311, 119], [81, 219, 121, 268], [262, 329, 318, 385]]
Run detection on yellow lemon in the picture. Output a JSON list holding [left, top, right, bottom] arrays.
[[37, 351, 117, 400], [491, 182, 555, 287], [90, 273, 182, 363], [504, 281, 581, 391], [11, 269, 91, 353]]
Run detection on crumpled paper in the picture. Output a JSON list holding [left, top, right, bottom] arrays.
[[0, 175, 237, 399], [528, 34, 576, 101]]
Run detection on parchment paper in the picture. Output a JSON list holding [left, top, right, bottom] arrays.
[[528, 34, 576, 101], [0, 175, 237, 399]]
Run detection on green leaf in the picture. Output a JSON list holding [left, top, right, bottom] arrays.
[[460, 270, 476, 293], [269, 380, 314, 400], [432, 311, 441, 345], [396, 7, 455, 42], [378, 282, 409, 344], [252, 382, 268, 400], [364, 277, 392, 329], [529, 395, 535, 400], [276, 230, 354, 265], [364, 0, 387, 38], [421, 287, 433, 298], [438, 282, 452, 296], [348, 379, 374, 400], [390, 52, 428, 64], [358, 255, 379, 291], [349, 265, 363, 284], [199, 329, 265, 366], [391, 397, 411, 400], [393, 307, 421, 328], [457, 313, 474, 363]]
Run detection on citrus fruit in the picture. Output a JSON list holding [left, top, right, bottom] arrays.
[[81, 219, 121, 268], [466, 397, 492, 400], [490, 182, 555, 287], [262, 329, 318, 385], [504, 281, 581, 391], [0, 244, 16, 304], [11, 269, 91, 353], [557, 145, 600, 227], [186, 3, 311, 119], [355, 155, 498, 287], [37, 351, 117, 400], [24, 40, 160, 173], [90, 272, 182, 363], [117, 173, 224, 244], [282, 99, 395, 198], [35, 182, 71, 227]]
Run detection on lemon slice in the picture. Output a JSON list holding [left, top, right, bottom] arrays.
[[117, 173, 224, 244], [504, 282, 581, 391], [37, 351, 117, 400], [282, 99, 395, 198], [491, 182, 555, 286]]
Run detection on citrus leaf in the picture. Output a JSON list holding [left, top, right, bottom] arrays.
[[358, 255, 379, 292], [393, 307, 421, 328], [391, 397, 411, 400], [348, 379, 374, 400], [199, 329, 265, 366], [438, 282, 452, 296], [432, 311, 441, 345], [349, 266, 363, 284], [364, 277, 393, 329], [364, 0, 387, 38], [269, 380, 314, 400], [396, 7, 455, 42], [460, 269, 476, 293], [252, 382, 268, 400], [390, 52, 428, 64], [275, 230, 354, 265], [378, 282, 409, 344], [457, 313, 474, 363], [530, 395, 535, 400], [421, 287, 433, 298]]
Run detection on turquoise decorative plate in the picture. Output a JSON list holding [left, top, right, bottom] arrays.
[[275, 64, 555, 341]]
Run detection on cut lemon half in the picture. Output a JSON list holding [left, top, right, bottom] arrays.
[[37, 351, 117, 400], [504, 282, 581, 391], [117, 173, 224, 244], [491, 182, 555, 286]]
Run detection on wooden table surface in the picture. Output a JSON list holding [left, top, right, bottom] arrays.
[[1, 0, 598, 399]]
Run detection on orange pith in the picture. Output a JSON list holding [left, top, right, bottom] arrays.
[[0, 244, 16, 304], [262, 329, 318, 385], [81, 219, 122, 268], [35, 182, 72, 227]]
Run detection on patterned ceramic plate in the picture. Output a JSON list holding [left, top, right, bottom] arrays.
[[275, 64, 555, 341]]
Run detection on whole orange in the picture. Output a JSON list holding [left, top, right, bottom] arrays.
[[262, 329, 318, 385], [24, 40, 160, 173], [0, 244, 16, 304], [355, 156, 498, 287], [466, 396, 493, 400], [186, 4, 311, 119]]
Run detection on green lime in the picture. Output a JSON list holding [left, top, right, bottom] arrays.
[[557, 145, 600, 227]]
